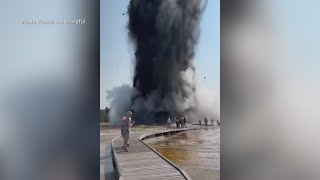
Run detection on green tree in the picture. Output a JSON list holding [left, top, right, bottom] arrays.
[[99, 107, 111, 122], [100, 109, 106, 122]]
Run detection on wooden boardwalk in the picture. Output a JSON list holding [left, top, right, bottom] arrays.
[[111, 129, 191, 180]]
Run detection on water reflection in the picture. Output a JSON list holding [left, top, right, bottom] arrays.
[[146, 127, 220, 180]]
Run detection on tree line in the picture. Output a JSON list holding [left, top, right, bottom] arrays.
[[100, 107, 110, 122]]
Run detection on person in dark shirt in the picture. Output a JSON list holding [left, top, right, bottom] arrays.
[[204, 117, 208, 127], [175, 117, 179, 128]]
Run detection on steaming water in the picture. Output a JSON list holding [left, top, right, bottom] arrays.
[[107, 0, 219, 125], [146, 127, 220, 180]]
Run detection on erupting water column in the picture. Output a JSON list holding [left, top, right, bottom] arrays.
[[127, 0, 205, 124]]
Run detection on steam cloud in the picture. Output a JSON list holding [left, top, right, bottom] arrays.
[[107, 0, 219, 124]]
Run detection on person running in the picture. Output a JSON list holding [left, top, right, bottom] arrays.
[[167, 116, 171, 128], [204, 117, 208, 127], [121, 111, 134, 152]]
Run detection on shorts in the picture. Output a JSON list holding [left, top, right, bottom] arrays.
[[122, 132, 129, 139], [121, 129, 130, 139]]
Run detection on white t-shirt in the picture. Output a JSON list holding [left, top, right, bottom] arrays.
[[121, 116, 131, 132]]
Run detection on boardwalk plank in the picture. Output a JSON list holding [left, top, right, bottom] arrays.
[[112, 130, 188, 180]]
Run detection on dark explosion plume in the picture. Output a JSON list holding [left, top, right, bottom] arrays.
[[126, 0, 206, 124]]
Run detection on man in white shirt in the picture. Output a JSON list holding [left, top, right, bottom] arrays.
[[121, 111, 134, 152], [167, 116, 171, 128]]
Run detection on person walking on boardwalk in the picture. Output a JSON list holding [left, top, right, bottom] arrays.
[[211, 118, 214, 126], [183, 115, 187, 128], [121, 111, 134, 152], [175, 116, 179, 128], [199, 120, 201, 125], [204, 117, 208, 127], [167, 116, 171, 128], [179, 115, 183, 128]]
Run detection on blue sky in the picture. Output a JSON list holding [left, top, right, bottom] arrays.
[[265, 0, 320, 80], [100, 0, 220, 108]]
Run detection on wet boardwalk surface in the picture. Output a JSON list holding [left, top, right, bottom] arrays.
[[112, 130, 188, 180]]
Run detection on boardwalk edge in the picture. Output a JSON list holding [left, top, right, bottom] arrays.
[[139, 128, 198, 180]]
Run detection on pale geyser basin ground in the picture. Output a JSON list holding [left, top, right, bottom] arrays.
[[145, 127, 220, 180]]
